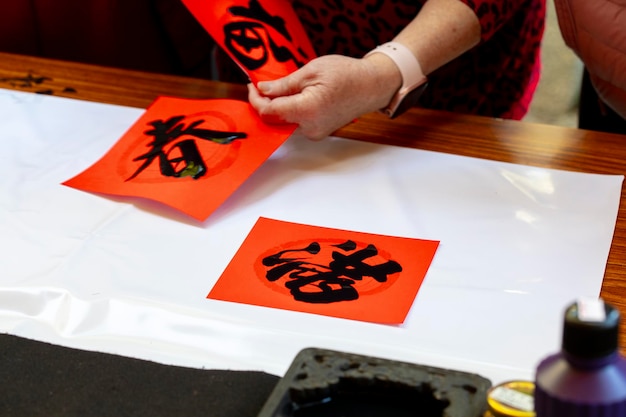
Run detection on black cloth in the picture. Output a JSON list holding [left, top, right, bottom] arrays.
[[0, 333, 279, 417]]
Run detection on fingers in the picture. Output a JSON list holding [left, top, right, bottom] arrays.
[[247, 83, 292, 125], [247, 83, 270, 110], [248, 83, 328, 140]]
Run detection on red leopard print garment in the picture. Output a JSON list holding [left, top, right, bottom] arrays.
[[291, 0, 545, 119]]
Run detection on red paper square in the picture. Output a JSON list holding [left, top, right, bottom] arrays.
[[63, 97, 295, 221], [181, 0, 317, 83], [209, 217, 440, 324]]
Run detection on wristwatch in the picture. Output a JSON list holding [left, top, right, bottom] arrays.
[[365, 42, 428, 119]]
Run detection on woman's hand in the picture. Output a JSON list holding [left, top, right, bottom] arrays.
[[248, 54, 401, 140], [247, 0, 481, 141]]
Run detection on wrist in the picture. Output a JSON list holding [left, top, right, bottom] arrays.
[[361, 52, 403, 112], [364, 42, 428, 118]]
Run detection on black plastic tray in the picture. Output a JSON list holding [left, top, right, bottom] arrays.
[[257, 347, 492, 417]]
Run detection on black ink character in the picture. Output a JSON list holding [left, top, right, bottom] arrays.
[[127, 115, 247, 181], [262, 240, 402, 304], [0, 72, 76, 95], [0, 73, 51, 88], [224, 0, 309, 71]]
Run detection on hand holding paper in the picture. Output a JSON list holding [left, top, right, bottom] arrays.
[[65, 0, 318, 220]]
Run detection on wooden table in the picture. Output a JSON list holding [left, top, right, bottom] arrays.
[[2, 51, 625, 352]]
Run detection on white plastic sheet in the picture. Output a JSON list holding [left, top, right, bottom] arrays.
[[0, 88, 622, 386]]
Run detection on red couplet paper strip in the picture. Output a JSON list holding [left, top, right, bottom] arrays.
[[209, 217, 440, 324], [63, 98, 296, 221], [181, 0, 317, 83]]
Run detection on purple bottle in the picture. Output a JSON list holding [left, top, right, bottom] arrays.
[[535, 299, 626, 416]]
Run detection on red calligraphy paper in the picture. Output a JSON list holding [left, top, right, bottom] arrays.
[[63, 98, 295, 221], [209, 217, 440, 324], [181, 0, 316, 84]]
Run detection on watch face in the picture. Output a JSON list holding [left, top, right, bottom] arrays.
[[390, 82, 428, 119]]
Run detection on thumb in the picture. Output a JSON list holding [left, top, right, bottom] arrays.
[[257, 71, 305, 98]]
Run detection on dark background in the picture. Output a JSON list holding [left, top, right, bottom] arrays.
[[0, 0, 217, 78]]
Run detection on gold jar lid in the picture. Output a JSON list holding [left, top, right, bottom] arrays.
[[485, 380, 535, 417]]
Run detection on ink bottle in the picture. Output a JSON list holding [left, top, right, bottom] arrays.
[[534, 298, 626, 416]]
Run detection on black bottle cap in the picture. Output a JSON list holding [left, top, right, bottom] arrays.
[[562, 299, 620, 359]]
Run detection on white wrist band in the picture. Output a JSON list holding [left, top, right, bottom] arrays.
[[365, 42, 427, 118]]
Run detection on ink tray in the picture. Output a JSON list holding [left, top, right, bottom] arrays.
[[257, 347, 492, 417]]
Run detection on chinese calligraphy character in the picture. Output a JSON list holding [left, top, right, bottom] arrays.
[[262, 240, 402, 304], [127, 115, 247, 181], [224, 0, 309, 72]]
